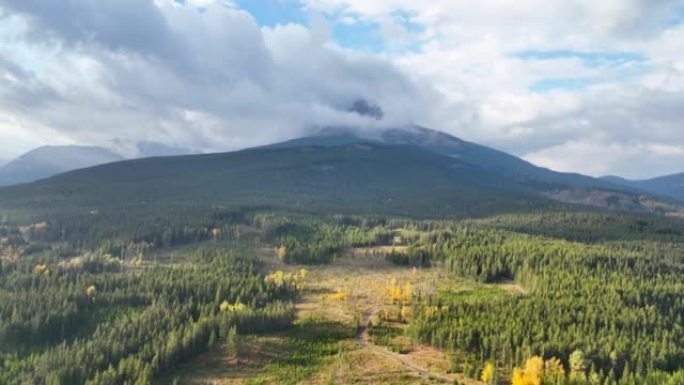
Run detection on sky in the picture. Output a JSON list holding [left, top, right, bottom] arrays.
[[0, 0, 683, 179]]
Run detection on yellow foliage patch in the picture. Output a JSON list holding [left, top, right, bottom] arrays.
[[264, 269, 308, 290], [387, 279, 412, 305], [220, 300, 247, 313], [211, 228, 221, 239], [34, 264, 51, 277], [276, 246, 287, 260], [511, 356, 567, 385], [545, 357, 566, 380], [423, 306, 439, 317], [326, 291, 350, 301], [481, 362, 495, 383], [86, 285, 97, 298]]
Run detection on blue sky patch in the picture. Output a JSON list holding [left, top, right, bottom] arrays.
[[530, 77, 599, 92], [668, 5, 684, 26], [515, 50, 647, 68], [520, 50, 652, 92], [233, 0, 307, 27], [176, 0, 424, 53], [330, 10, 426, 53], [331, 19, 386, 52]]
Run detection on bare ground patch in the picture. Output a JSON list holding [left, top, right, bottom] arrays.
[[174, 248, 486, 385]]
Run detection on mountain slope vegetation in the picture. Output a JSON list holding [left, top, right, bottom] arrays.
[[276, 126, 619, 190], [0, 142, 550, 218], [1, 127, 680, 220]]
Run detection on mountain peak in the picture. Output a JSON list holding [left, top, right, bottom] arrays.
[[1, 127, 682, 217], [0, 145, 123, 186]]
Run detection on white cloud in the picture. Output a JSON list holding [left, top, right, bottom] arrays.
[[0, 0, 682, 178], [185, 0, 219, 7], [525, 140, 684, 179], [0, 0, 428, 157], [301, 0, 684, 178], [0, 112, 74, 158]]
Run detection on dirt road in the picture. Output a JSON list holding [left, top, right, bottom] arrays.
[[355, 308, 458, 384]]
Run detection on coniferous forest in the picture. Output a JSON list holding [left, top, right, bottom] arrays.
[[1, 208, 683, 384]]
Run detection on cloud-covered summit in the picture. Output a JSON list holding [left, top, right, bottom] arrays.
[[0, 0, 683, 178]]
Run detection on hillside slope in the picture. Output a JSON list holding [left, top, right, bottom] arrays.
[[0, 142, 549, 218], [602, 173, 684, 203], [275, 126, 618, 190], [0, 129, 680, 219], [268, 127, 683, 215]]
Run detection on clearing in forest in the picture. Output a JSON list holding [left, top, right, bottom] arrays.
[[165, 248, 514, 385]]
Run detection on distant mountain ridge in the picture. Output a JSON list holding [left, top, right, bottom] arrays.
[[601, 173, 684, 203], [0, 141, 547, 217], [0, 145, 124, 186], [0, 126, 682, 218]]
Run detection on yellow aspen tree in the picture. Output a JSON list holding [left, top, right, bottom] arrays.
[[544, 357, 565, 381], [211, 227, 221, 240], [481, 362, 495, 384], [327, 292, 349, 301], [34, 264, 49, 275], [388, 279, 403, 303], [402, 282, 412, 304], [230, 301, 247, 312], [86, 285, 97, 300], [265, 271, 285, 287], [219, 300, 231, 312], [524, 356, 544, 385], [569, 349, 587, 380], [511, 367, 526, 385], [221, 301, 247, 312], [276, 246, 287, 260]]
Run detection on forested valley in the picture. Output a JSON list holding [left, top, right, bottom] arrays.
[[1, 208, 683, 384]]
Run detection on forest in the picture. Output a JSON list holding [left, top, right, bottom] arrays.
[[1, 208, 683, 384], [0, 245, 297, 385], [405, 227, 684, 384]]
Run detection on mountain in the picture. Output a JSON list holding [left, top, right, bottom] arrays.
[[0, 127, 681, 219], [0, 141, 550, 218], [602, 173, 684, 203], [0, 145, 124, 187], [275, 126, 613, 189]]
